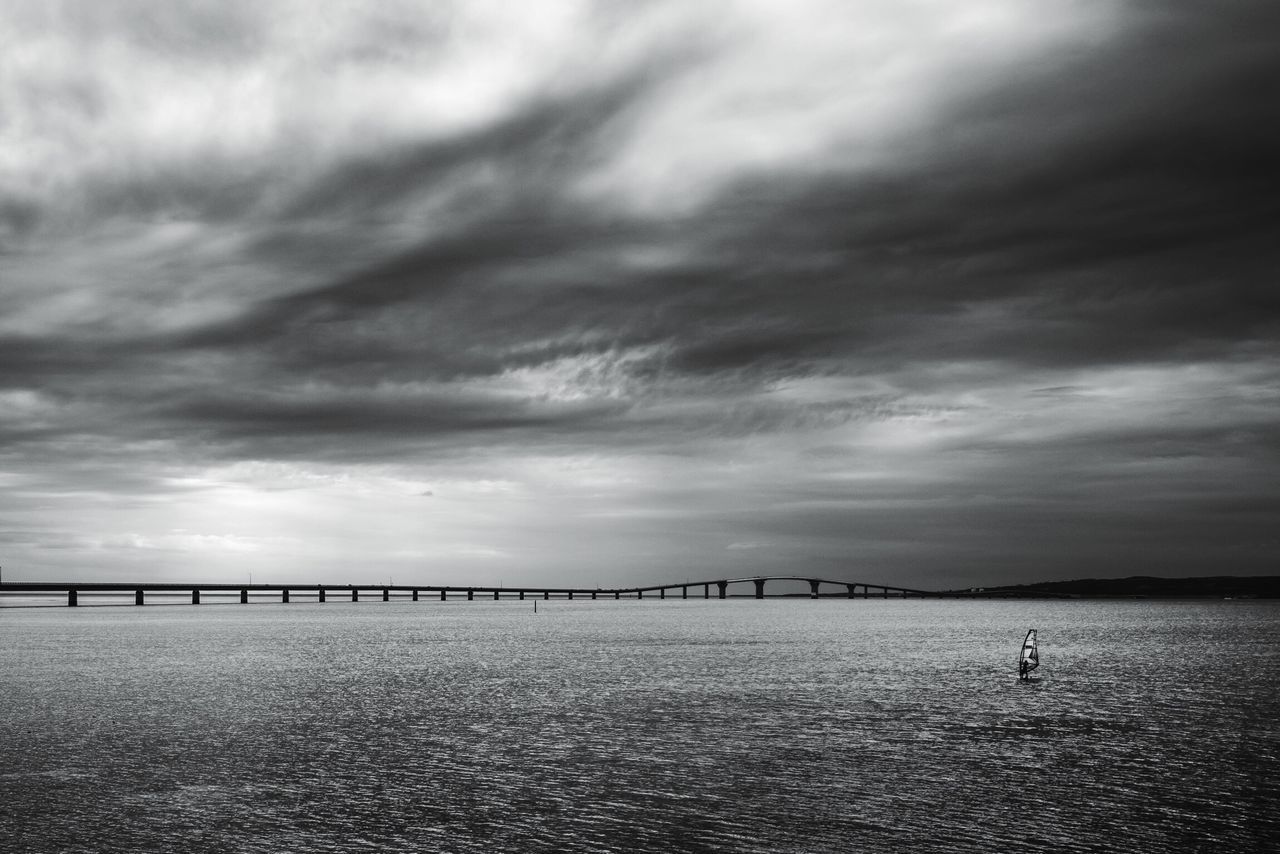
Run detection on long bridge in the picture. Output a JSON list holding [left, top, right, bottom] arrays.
[[0, 575, 1037, 607]]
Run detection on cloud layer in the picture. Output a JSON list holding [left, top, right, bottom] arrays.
[[2, 1, 1277, 586]]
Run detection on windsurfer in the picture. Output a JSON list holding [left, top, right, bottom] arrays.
[[1018, 629, 1038, 680]]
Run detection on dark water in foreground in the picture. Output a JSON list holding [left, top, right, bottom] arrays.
[[2, 599, 1277, 853]]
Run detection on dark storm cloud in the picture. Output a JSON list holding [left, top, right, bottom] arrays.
[[3, 1, 1277, 584], [154, 0, 1279, 410], [164, 73, 674, 369], [160, 387, 630, 444]]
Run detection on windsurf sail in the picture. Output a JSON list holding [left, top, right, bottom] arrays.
[[1018, 629, 1039, 677]]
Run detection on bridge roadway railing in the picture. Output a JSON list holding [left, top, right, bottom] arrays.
[[0, 576, 1041, 607]]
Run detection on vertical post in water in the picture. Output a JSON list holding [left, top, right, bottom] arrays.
[[467, 589, 474, 601], [568, 591, 574, 600], [659, 588, 665, 600], [717, 580, 727, 600], [846, 584, 855, 599], [543, 591, 549, 601], [753, 579, 765, 599], [704, 583, 710, 599], [282, 588, 290, 603], [382, 588, 389, 602], [882, 587, 888, 599], [591, 590, 597, 600], [809, 580, 820, 599], [352, 587, 359, 602], [412, 589, 418, 601], [67, 589, 78, 607], [318, 587, 326, 603], [440, 589, 446, 601], [240, 588, 248, 604], [638, 589, 643, 600], [614, 591, 620, 600], [494, 590, 500, 601], [191, 589, 200, 605], [135, 589, 144, 606], [519, 590, 525, 601], [682, 586, 687, 599]]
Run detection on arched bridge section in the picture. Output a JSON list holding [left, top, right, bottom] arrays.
[[626, 576, 936, 600]]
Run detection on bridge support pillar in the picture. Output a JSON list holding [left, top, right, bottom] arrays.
[[754, 579, 765, 599], [591, 591, 597, 600], [440, 589, 446, 601], [68, 589, 77, 607], [282, 589, 290, 603], [682, 586, 687, 599], [704, 583, 710, 599], [135, 589, 144, 606], [494, 590, 500, 600], [809, 580, 820, 599], [319, 587, 326, 603], [191, 589, 200, 605], [614, 591, 620, 600], [519, 591, 525, 600], [383, 588, 389, 602], [882, 587, 888, 599], [659, 588, 665, 599], [569, 591, 574, 600], [717, 581, 727, 599], [467, 589, 473, 601], [352, 588, 359, 602], [411, 589, 418, 602], [846, 584, 856, 599], [240, 589, 248, 604]]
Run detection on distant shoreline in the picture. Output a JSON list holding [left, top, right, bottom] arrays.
[[946, 575, 1280, 599]]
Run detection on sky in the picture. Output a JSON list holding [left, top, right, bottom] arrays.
[[1, 1, 1278, 590]]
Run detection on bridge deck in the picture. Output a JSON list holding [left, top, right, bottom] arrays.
[[0, 575, 1046, 606]]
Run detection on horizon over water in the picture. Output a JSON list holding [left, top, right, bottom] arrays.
[[2, 599, 1277, 852]]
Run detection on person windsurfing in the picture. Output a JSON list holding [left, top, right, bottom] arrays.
[[1018, 629, 1039, 680]]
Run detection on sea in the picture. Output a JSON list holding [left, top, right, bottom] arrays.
[[2, 598, 1277, 853]]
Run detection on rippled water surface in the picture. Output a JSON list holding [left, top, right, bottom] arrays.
[[3, 599, 1277, 852]]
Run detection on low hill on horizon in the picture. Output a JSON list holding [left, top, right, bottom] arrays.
[[965, 575, 1280, 598]]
